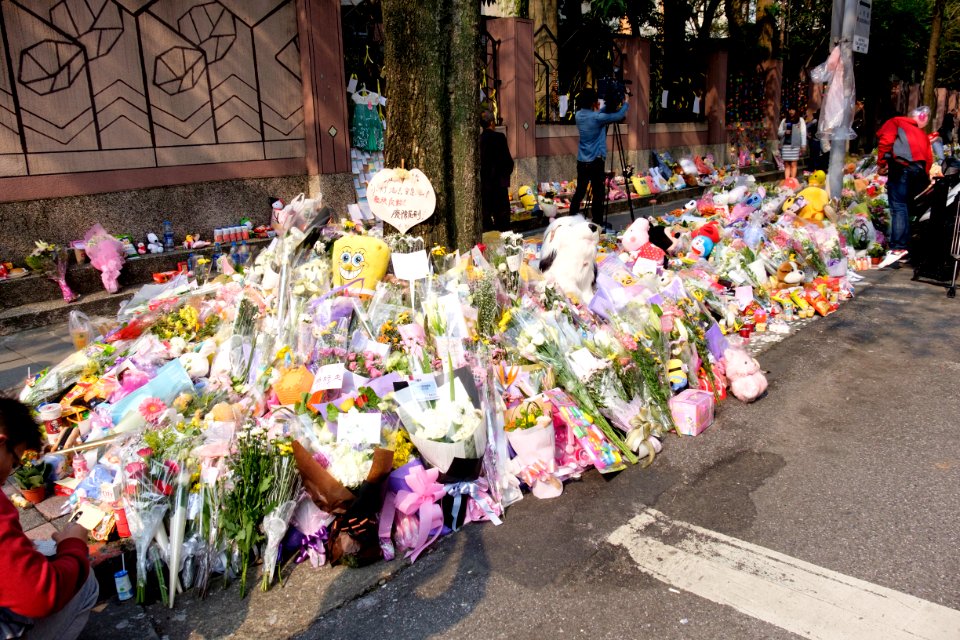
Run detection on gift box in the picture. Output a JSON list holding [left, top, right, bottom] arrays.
[[669, 389, 715, 436]]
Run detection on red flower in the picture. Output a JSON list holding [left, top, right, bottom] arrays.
[[355, 394, 369, 409]]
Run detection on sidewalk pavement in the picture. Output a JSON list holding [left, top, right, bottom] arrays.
[[0, 323, 75, 396]]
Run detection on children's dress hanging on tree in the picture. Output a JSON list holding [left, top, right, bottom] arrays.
[[351, 92, 384, 152]]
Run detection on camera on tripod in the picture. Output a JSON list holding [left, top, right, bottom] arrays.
[[598, 75, 629, 113]]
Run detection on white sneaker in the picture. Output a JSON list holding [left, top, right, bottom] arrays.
[[876, 249, 908, 269]]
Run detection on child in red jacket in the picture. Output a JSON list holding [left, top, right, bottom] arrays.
[[0, 399, 97, 640]]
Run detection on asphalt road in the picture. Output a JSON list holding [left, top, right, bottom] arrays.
[[301, 266, 960, 640]]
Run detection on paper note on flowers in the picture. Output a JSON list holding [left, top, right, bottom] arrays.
[[311, 363, 346, 392], [367, 168, 436, 234], [337, 411, 382, 446]]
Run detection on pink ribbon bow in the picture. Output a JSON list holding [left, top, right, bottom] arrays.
[[379, 464, 445, 562]]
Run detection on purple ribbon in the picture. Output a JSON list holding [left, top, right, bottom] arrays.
[[289, 528, 328, 567]]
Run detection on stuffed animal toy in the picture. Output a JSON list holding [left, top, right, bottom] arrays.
[[606, 176, 627, 201], [518, 186, 539, 212], [619, 217, 673, 265], [648, 223, 682, 256], [796, 171, 829, 226], [722, 345, 767, 402], [332, 234, 391, 296], [540, 215, 600, 303], [137, 242, 146, 255], [714, 185, 747, 207], [667, 358, 688, 391], [146, 233, 164, 254], [781, 177, 801, 191], [780, 195, 807, 217], [694, 155, 712, 174], [690, 235, 714, 259], [692, 220, 720, 245], [775, 261, 804, 288]]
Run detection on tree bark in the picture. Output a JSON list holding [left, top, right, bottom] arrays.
[[381, 0, 482, 251], [923, 0, 946, 118]]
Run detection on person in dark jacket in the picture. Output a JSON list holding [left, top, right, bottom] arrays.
[[876, 106, 934, 267], [479, 111, 515, 232], [939, 108, 956, 146]]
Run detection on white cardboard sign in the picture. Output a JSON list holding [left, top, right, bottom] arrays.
[[311, 363, 346, 392], [367, 168, 436, 234], [392, 249, 430, 281]]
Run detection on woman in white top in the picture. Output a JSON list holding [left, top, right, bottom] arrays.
[[777, 107, 807, 181]]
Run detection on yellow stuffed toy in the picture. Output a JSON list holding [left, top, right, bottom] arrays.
[[332, 234, 390, 296], [796, 170, 830, 226], [518, 185, 538, 211]]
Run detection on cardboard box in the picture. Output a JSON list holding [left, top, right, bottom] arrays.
[[670, 389, 716, 436]]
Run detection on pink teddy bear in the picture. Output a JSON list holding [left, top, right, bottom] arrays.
[[722, 346, 768, 403]]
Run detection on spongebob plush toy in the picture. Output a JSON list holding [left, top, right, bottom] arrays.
[[332, 234, 390, 296]]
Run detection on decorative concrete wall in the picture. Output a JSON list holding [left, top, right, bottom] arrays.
[[0, 174, 308, 260], [0, 0, 305, 186]]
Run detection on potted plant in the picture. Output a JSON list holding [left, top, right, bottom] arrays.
[[13, 457, 52, 505], [867, 242, 885, 265]]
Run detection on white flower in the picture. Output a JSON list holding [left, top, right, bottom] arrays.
[[168, 337, 187, 357], [324, 443, 373, 489]]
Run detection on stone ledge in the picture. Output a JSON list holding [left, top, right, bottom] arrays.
[[649, 122, 709, 134]]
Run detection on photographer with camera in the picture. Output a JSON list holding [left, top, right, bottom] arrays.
[[569, 87, 628, 227]]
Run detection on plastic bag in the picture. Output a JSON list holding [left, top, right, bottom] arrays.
[[68, 310, 93, 351], [83, 224, 125, 293], [812, 47, 856, 142]]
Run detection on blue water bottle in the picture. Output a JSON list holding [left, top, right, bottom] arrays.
[[211, 242, 222, 273], [162, 220, 174, 251]]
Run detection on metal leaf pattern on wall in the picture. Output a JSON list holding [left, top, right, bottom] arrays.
[[178, 2, 236, 63], [0, 0, 304, 177], [154, 46, 206, 96], [275, 36, 300, 81], [18, 40, 86, 96], [50, 0, 124, 60]]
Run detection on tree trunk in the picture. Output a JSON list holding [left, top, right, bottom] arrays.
[[923, 0, 946, 118], [381, 0, 482, 251], [756, 0, 778, 59]]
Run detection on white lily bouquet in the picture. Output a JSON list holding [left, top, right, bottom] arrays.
[[393, 367, 487, 480]]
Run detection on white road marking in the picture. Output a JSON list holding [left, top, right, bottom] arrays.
[[608, 508, 960, 640]]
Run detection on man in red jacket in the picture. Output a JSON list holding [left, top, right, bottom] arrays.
[[876, 106, 933, 268], [0, 399, 97, 640]]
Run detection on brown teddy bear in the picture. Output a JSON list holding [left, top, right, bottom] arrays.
[[774, 260, 804, 289]]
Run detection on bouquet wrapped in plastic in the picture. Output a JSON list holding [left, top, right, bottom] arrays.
[[293, 442, 394, 567], [83, 224, 125, 293], [25, 241, 78, 302]]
